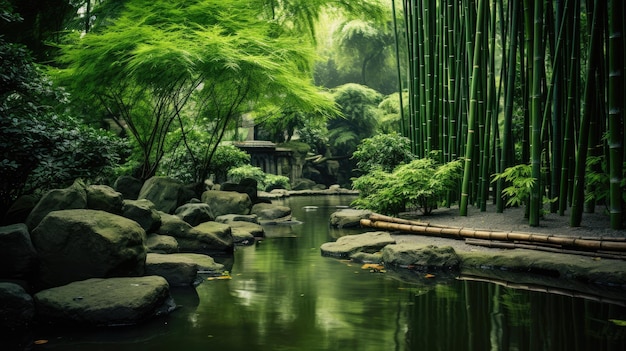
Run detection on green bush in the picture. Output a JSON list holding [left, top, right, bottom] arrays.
[[492, 164, 556, 215], [161, 144, 250, 184], [0, 36, 126, 219], [227, 165, 266, 185], [352, 158, 462, 215], [227, 165, 291, 191], [352, 133, 415, 173], [264, 174, 291, 191], [208, 145, 251, 184]]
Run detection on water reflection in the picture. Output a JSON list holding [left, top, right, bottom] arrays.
[[25, 195, 626, 351]]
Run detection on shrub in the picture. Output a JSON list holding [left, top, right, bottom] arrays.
[[161, 144, 250, 184], [227, 165, 290, 191], [352, 158, 462, 215], [0, 36, 126, 220], [492, 164, 556, 215], [352, 133, 415, 173]]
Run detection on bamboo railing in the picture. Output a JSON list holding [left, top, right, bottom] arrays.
[[360, 213, 626, 254]]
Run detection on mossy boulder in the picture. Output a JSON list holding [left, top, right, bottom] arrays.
[[33, 276, 174, 326], [320, 232, 396, 258], [382, 243, 461, 270], [30, 209, 147, 288], [201, 190, 251, 217]]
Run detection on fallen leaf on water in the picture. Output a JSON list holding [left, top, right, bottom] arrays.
[[34, 340, 48, 345], [207, 276, 232, 281], [424, 274, 436, 279], [361, 263, 385, 271], [207, 272, 232, 281]]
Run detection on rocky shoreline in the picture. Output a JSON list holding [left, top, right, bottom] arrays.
[[322, 208, 626, 304], [0, 176, 304, 340]]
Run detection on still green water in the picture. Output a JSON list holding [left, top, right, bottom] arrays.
[[31, 196, 626, 351]]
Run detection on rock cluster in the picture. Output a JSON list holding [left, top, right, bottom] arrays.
[[0, 176, 291, 332]]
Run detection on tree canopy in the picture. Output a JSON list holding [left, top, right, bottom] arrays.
[[54, 0, 338, 182]]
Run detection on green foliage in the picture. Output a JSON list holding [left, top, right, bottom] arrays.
[[492, 164, 556, 211], [0, 35, 126, 218], [227, 164, 291, 191], [332, 19, 395, 89], [328, 83, 382, 156], [352, 133, 415, 173], [377, 92, 406, 133], [209, 145, 251, 184], [352, 168, 405, 215], [584, 155, 626, 206], [255, 96, 335, 143], [160, 143, 250, 185], [228, 165, 266, 185], [264, 174, 291, 191], [352, 158, 462, 215], [297, 124, 329, 155], [54, 0, 337, 182], [312, 3, 399, 94]]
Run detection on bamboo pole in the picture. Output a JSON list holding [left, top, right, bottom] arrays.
[[529, 0, 544, 226], [361, 217, 626, 252], [367, 213, 626, 242], [607, 0, 624, 229]]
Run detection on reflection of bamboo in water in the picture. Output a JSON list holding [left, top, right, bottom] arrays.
[[361, 214, 626, 253], [459, 274, 626, 307], [464, 239, 626, 260]]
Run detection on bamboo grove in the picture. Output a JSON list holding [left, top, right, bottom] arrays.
[[392, 0, 626, 229]]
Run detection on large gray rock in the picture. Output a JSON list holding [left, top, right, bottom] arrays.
[[113, 175, 143, 200], [25, 180, 87, 231], [157, 212, 193, 238], [320, 231, 396, 258], [229, 221, 264, 237], [229, 221, 264, 245], [146, 234, 179, 254], [251, 203, 291, 222], [221, 178, 259, 203], [34, 276, 174, 326], [145, 253, 200, 286], [201, 190, 251, 217], [0, 282, 35, 330], [123, 199, 162, 233], [176, 221, 234, 254], [175, 203, 214, 226], [215, 214, 259, 224], [176, 253, 224, 274], [330, 209, 372, 228], [86, 184, 123, 214], [146, 253, 224, 286], [382, 243, 461, 270], [138, 176, 195, 214], [0, 223, 37, 279], [31, 209, 147, 288]]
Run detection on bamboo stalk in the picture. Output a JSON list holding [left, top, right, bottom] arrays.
[[607, 0, 624, 229], [360, 218, 626, 252]]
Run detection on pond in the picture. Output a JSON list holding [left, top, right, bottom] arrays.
[[29, 196, 626, 351]]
